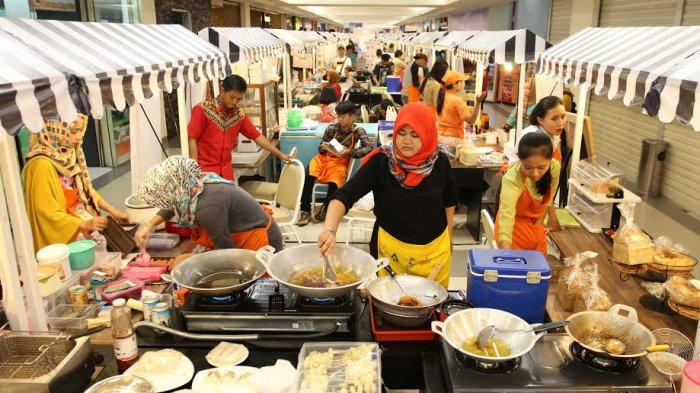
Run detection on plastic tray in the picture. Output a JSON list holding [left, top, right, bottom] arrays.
[[147, 233, 179, 250], [370, 299, 437, 342], [98, 278, 145, 304], [47, 304, 100, 331], [297, 342, 381, 393]]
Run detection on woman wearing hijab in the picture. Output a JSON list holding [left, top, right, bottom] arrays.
[[318, 86, 340, 123], [23, 114, 127, 252], [134, 156, 283, 252], [326, 70, 343, 100], [318, 103, 457, 288]]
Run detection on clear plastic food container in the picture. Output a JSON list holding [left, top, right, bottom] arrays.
[[571, 159, 623, 194], [47, 304, 100, 331], [147, 233, 179, 250], [297, 342, 381, 393], [568, 189, 613, 230]]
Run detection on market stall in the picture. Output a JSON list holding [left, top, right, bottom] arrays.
[[457, 29, 550, 136], [412, 31, 448, 67], [266, 28, 318, 88], [0, 17, 229, 332], [433, 30, 480, 71]]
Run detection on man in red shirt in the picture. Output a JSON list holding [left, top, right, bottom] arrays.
[[188, 74, 291, 181]]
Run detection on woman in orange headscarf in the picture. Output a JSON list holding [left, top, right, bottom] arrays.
[[318, 102, 458, 288]]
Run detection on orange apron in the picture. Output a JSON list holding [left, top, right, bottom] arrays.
[[308, 131, 355, 188], [494, 170, 552, 255], [191, 205, 274, 251], [63, 186, 91, 238], [407, 76, 422, 103]]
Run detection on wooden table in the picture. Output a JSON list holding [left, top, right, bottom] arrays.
[[548, 228, 697, 340], [232, 137, 280, 171]]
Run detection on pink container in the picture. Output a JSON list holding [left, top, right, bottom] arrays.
[[121, 264, 167, 282], [681, 360, 700, 393], [99, 277, 145, 304]]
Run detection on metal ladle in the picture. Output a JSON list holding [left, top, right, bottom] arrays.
[[477, 321, 570, 349]]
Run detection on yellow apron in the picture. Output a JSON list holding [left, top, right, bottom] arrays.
[[377, 226, 451, 288]]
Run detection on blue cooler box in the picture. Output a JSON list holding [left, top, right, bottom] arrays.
[[467, 249, 551, 323], [386, 76, 401, 93]]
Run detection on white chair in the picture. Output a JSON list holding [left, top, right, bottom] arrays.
[[344, 192, 376, 244], [360, 105, 370, 123], [481, 209, 497, 249], [241, 148, 297, 204], [267, 158, 305, 244], [385, 106, 398, 121], [381, 91, 395, 104]]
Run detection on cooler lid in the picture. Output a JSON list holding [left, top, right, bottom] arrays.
[[469, 249, 551, 277]]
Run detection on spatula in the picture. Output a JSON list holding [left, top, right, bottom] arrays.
[[322, 254, 338, 282], [477, 320, 570, 349]]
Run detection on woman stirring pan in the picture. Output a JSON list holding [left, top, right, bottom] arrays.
[[318, 102, 457, 288]]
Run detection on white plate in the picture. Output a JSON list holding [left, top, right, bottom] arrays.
[[192, 366, 260, 393], [125, 352, 194, 393], [475, 147, 494, 155], [206, 343, 249, 367]]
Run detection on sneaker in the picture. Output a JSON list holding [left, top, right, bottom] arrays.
[[313, 205, 327, 223], [297, 211, 311, 226]]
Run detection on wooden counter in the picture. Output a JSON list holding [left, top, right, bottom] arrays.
[[548, 228, 697, 340]]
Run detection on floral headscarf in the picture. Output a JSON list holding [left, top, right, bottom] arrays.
[[136, 156, 234, 227], [361, 102, 439, 189], [26, 114, 98, 212]]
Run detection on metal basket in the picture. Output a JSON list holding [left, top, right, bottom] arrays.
[[652, 328, 695, 361], [0, 331, 71, 379]]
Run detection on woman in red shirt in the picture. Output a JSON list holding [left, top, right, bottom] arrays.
[[326, 70, 342, 100]]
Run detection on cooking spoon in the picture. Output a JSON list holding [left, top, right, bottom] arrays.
[[477, 321, 570, 349], [322, 254, 338, 282], [604, 339, 670, 355]]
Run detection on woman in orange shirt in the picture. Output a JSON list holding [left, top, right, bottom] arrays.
[[436, 71, 487, 138]]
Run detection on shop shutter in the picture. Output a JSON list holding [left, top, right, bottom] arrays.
[[587, 95, 659, 182], [598, 0, 677, 27], [548, 0, 572, 43], [659, 122, 700, 218], [682, 0, 700, 25]]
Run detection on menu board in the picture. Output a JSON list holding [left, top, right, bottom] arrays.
[[293, 53, 313, 69]]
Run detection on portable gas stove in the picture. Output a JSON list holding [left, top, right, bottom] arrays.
[[181, 278, 359, 336], [439, 333, 672, 392]]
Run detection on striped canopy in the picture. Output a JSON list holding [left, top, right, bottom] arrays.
[[398, 32, 420, 43], [266, 29, 309, 53], [199, 27, 286, 64], [414, 31, 449, 50], [537, 26, 700, 125], [0, 18, 229, 136], [457, 29, 550, 65], [434, 31, 480, 50], [644, 50, 700, 131]]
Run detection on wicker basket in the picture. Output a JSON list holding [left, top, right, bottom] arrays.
[[667, 298, 700, 320]]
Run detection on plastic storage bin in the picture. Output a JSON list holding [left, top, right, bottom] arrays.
[[98, 278, 145, 304], [146, 233, 179, 250], [297, 342, 380, 393], [467, 249, 551, 323], [43, 274, 80, 313], [567, 188, 613, 230], [571, 159, 623, 194], [94, 252, 123, 279], [47, 304, 100, 331], [36, 243, 72, 280], [67, 240, 96, 269], [386, 76, 401, 92]]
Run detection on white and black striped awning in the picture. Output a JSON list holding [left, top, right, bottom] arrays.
[[398, 32, 420, 43], [0, 18, 229, 131], [434, 31, 480, 50], [266, 29, 308, 54], [644, 51, 700, 131], [0, 29, 83, 136], [199, 27, 286, 64], [457, 29, 550, 65], [414, 31, 449, 50], [537, 27, 700, 112]]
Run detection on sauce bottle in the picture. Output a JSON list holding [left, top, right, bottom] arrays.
[[111, 298, 139, 372]]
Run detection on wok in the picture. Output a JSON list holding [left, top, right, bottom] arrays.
[[257, 244, 387, 298], [367, 271, 448, 327], [432, 308, 545, 363], [162, 247, 271, 296], [565, 304, 656, 359]]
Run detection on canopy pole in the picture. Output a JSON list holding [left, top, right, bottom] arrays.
[[572, 83, 588, 177], [0, 155, 30, 331], [177, 85, 189, 157], [0, 134, 46, 331], [516, 63, 527, 139], [283, 53, 291, 109], [475, 62, 484, 133], [213, 76, 220, 98]]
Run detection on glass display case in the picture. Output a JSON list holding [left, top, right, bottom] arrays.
[[242, 81, 279, 138]]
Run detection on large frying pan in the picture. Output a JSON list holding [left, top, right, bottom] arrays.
[[565, 304, 658, 359], [162, 247, 271, 296]]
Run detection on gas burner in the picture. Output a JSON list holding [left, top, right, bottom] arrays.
[[570, 342, 640, 374], [193, 291, 246, 311], [298, 295, 350, 310], [454, 350, 521, 374]]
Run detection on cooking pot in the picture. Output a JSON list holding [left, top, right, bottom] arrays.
[[256, 244, 387, 298], [163, 247, 270, 296], [125, 195, 160, 226], [367, 272, 448, 328], [432, 308, 545, 363], [565, 304, 656, 359]]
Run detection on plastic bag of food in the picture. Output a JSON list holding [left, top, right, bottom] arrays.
[[574, 264, 612, 312], [456, 139, 479, 166], [665, 275, 700, 309], [612, 203, 652, 265], [651, 236, 695, 270], [556, 251, 597, 311]]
